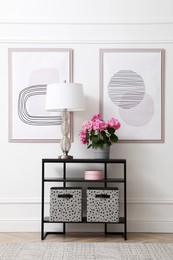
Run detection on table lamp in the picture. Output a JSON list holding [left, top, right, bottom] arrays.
[[45, 82, 85, 159]]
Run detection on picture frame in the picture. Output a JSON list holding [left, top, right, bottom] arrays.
[[100, 48, 165, 142], [8, 48, 73, 143]]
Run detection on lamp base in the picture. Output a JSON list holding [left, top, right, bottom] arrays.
[[59, 110, 73, 160], [58, 154, 73, 159]]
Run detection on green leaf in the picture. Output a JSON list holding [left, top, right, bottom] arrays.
[[102, 135, 109, 143], [91, 135, 99, 143], [110, 134, 118, 143], [96, 140, 104, 148], [101, 131, 106, 137], [107, 127, 115, 135]]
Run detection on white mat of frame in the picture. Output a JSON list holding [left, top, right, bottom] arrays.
[[0, 242, 172, 260]]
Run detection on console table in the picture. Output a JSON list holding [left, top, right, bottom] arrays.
[[41, 158, 127, 240]]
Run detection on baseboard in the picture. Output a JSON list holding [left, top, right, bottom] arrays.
[[128, 220, 173, 233], [0, 219, 40, 232]]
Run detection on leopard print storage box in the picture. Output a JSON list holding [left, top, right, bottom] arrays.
[[50, 187, 82, 222], [87, 187, 119, 222]]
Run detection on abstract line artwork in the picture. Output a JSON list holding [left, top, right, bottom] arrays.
[[8, 48, 73, 142], [18, 85, 61, 126], [100, 49, 165, 142]]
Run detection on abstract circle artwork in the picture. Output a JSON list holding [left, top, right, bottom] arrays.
[[108, 70, 154, 127], [108, 70, 145, 109]]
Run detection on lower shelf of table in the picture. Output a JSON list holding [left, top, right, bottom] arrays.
[[42, 217, 127, 240], [42, 231, 127, 239], [43, 216, 125, 224]]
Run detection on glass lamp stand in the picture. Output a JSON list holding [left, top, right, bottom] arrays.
[[59, 109, 73, 159]]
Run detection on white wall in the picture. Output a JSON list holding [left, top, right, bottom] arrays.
[[0, 0, 173, 232]]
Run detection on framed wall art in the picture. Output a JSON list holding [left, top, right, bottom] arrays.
[[8, 48, 73, 142], [100, 48, 165, 142]]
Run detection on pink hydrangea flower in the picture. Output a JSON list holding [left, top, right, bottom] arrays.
[[91, 114, 101, 122], [81, 120, 92, 132], [92, 119, 107, 131], [108, 118, 121, 130], [79, 130, 87, 144], [79, 114, 121, 149]]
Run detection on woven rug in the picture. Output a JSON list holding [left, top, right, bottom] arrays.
[[0, 242, 172, 260]]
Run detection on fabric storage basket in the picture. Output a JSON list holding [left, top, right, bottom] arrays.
[[50, 187, 82, 222], [87, 187, 119, 222]]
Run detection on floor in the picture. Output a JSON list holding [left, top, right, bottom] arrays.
[[0, 233, 172, 243]]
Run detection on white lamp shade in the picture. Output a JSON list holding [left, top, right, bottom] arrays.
[[45, 83, 85, 112]]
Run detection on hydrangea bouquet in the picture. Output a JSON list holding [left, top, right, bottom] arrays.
[[79, 114, 121, 149]]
